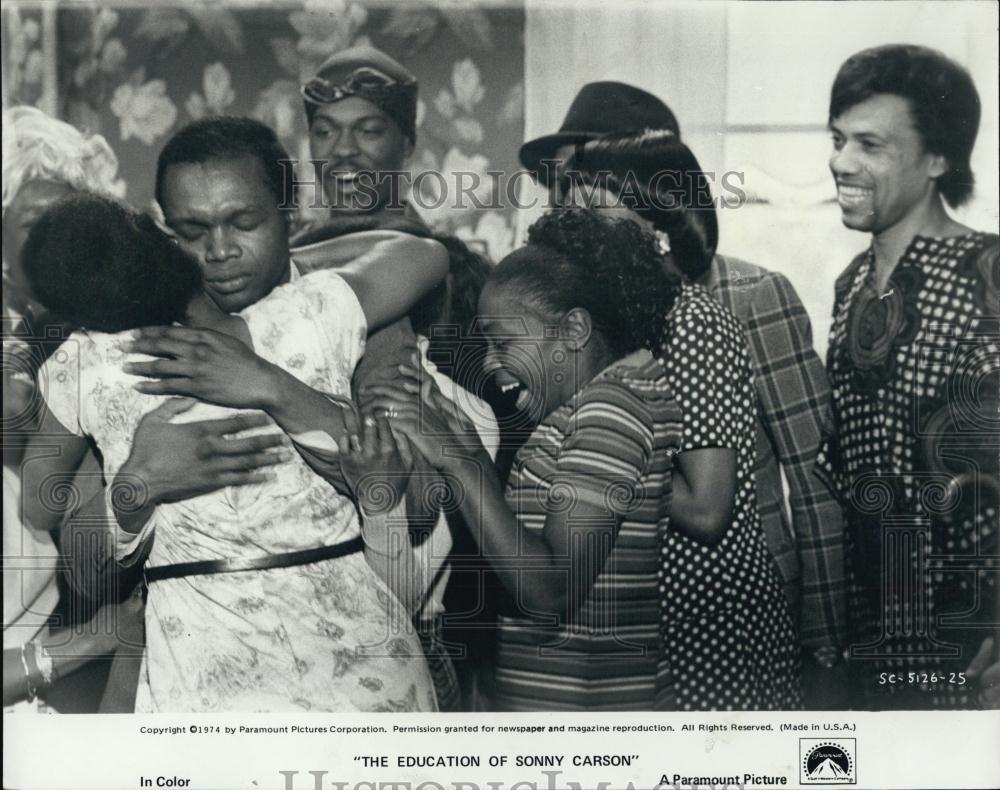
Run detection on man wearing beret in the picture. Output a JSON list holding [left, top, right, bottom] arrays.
[[293, 46, 433, 436], [296, 45, 501, 712], [522, 81, 848, 709], [295, 44, 427, 241]]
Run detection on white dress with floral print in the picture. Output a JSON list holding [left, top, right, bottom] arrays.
[[39, 270, 436, 712]]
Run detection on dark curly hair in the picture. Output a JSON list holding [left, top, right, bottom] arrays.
[[491, 208, 680, 359], [411, 235, 492, 397], [561, 129, 718, 281], [830, 44, 981, 208], [23, 194, 202, 333], [155, 116, 295, 212]]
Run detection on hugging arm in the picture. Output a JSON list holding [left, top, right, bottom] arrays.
[[58, 400, 289, 599], [24, 343, 290, 599], [292, 230, 448, 331], [124, 327, 365, 492], [125, 229, 446, 492], [21, 406, 91, 536]]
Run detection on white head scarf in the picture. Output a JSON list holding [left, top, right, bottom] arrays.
[[2, 105, 125, 217]]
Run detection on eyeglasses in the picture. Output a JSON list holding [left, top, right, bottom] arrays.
[[302, 66, 400, 104]]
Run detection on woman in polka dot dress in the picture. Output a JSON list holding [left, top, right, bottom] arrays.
[[659, 284, 802, 710], [563, 132, 802, 710]]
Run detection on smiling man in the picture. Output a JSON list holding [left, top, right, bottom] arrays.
[[820, 44, 999, 710], [295, 47, 514, 712], [297, 45, 420, 228]]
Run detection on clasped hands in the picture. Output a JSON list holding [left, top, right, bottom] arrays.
[[355, 352, 485, 470], [117, 328, 479, 516]]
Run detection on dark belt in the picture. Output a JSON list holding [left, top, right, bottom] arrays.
[[144, 536, 366, 583]]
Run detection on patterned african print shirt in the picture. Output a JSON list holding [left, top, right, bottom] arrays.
[[819, 231, 999, 709]]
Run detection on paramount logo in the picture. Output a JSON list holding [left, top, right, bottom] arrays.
[[810, 757, 850, 779], [799, 739, 856, 785]]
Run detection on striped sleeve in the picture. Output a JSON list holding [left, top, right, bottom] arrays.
[[551, 378, 654, 513]]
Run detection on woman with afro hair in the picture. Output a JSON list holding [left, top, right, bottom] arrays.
[[365, 207, 682, 709]]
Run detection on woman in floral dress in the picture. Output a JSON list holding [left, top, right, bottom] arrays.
[[22, 194, 446, 712]]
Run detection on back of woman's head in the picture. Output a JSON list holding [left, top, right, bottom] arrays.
[[491, 207, 680, 358], [23, 194, 202, 333], [564, 129, 718, 280]]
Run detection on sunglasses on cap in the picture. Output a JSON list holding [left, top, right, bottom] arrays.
[[301, 66, 400, 104]]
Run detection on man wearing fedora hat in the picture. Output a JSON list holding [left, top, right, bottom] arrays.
[[521, 81, 847, 708], [519, 81, 681, 186]]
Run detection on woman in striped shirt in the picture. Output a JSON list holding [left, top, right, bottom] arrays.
[[372, 208, 686, 709]]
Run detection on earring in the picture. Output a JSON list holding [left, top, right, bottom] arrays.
[[653, 229, 671, 256]]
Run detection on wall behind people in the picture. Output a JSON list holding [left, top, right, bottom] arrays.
[[1, 1, 525, 262], [521, 0, 999, 356]]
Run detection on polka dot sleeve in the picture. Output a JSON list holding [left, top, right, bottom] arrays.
[[664, 288, 754, 452]]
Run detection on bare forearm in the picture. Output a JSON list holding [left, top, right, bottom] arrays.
[[361, 503, 425, 615], [447, 453, 563, 611], [60, 482, 131, 599], [3, 628, 113, 707], [259, 364, 353, 444], [670, 446, 736, 545]]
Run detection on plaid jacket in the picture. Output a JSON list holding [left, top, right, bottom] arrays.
[[704, 255, 846, 648]]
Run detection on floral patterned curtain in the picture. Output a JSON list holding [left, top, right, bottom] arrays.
[[2, 1, 525, 261]]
